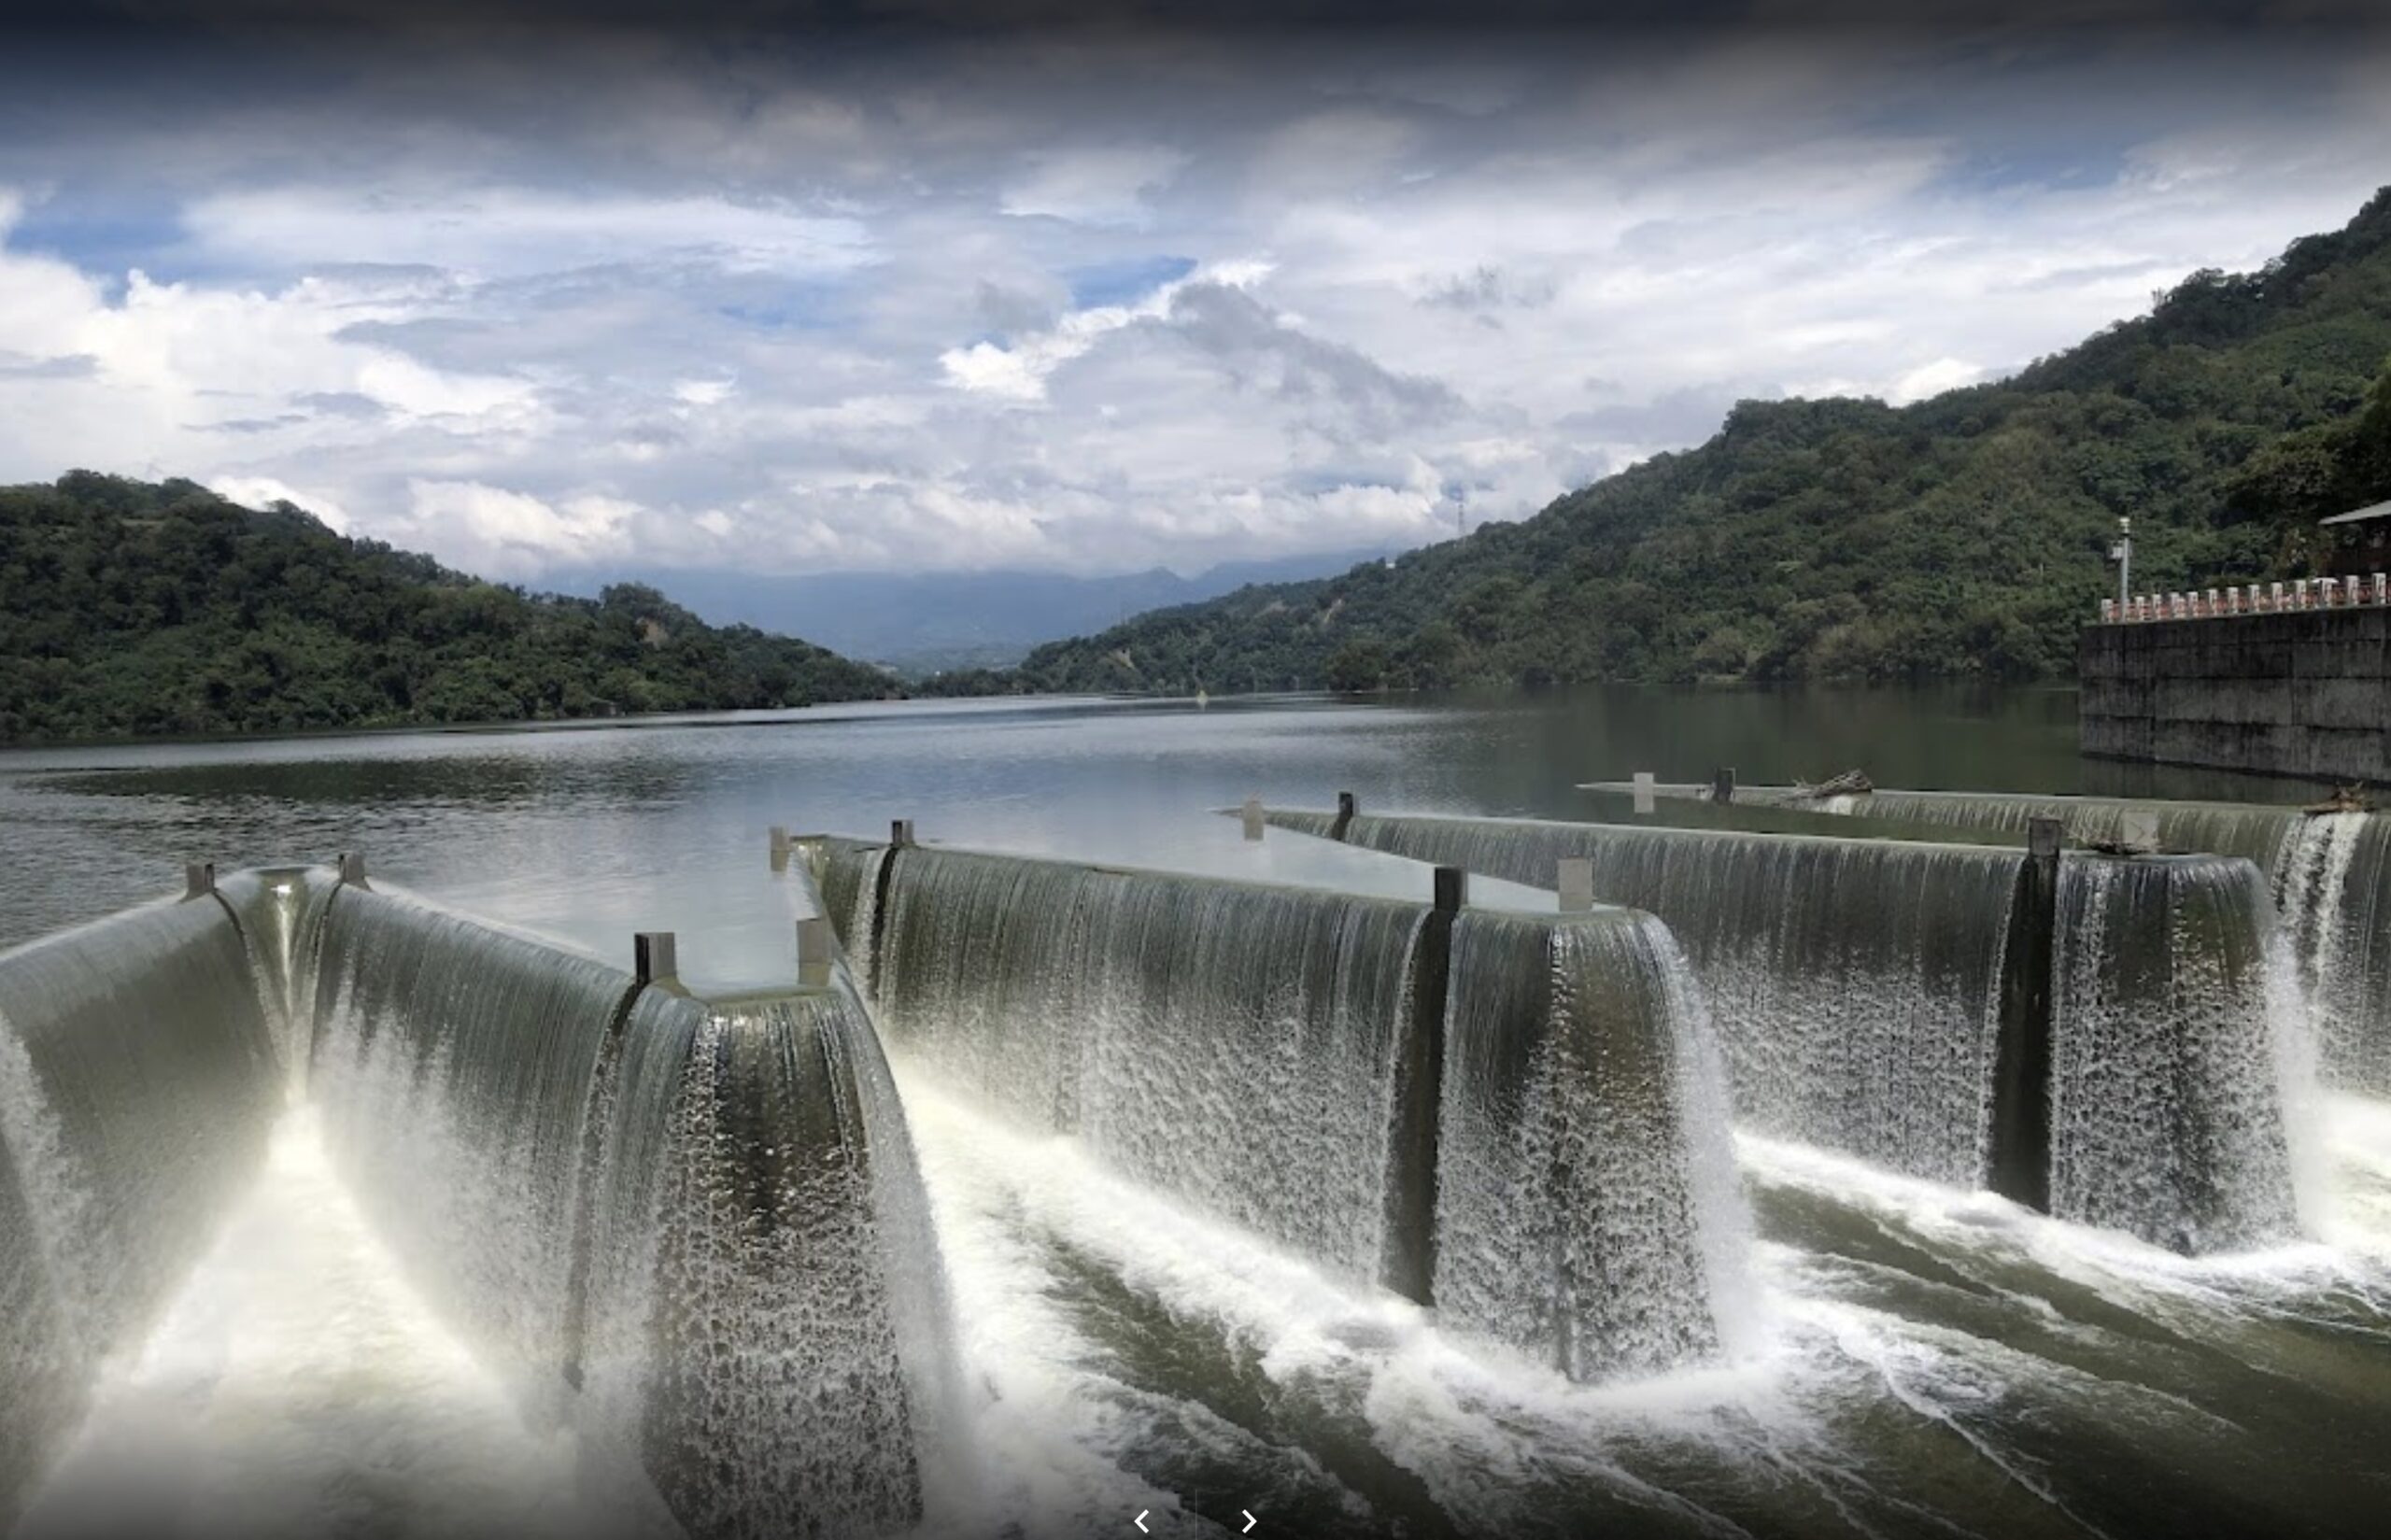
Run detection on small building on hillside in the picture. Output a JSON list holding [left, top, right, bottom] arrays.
[[2322, 499, 2391, 578]]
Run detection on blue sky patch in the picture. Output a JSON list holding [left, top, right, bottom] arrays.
[[1066, 255, 1195, 310]]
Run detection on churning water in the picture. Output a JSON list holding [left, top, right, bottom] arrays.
[[0, 690, 2386, 1538]]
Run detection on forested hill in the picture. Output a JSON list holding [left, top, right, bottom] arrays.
[[996, 187, 2391, 696], [0, 473, 898, 742]]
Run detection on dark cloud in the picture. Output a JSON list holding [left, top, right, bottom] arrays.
[[1166, 281, 1462, 435], [201, 414, 309, 433], [0, 352, 97, 379], [1557, 384, 1758, 444], [290, 390, 389, 419], [1420, 263, 1556, 312], [3, 0, 2375, 34], [974, 278, 1060, 335]]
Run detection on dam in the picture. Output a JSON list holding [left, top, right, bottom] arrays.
[[1256, 799, 2310, 1253], [798, 828, 1747, 1382], [0, 858, 952, 1540], [2079, 595, 2391, 783], [0, 723, 2378, 1540], [1589, 778, 2391, 1095]]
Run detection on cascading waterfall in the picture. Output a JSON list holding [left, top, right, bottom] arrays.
[[618, 996, 924, 1540], [1272, 810, 2022, 1188], [852, 841, 1428, 1287], [1436, 910, 1750, 1378], [0, 896, 281, 1528], [1595, 784, 2391, 1095], [2049, 855, 2303, 1251], [309, 883, 647, 1415], [306, 877, 947, 1540], [214, 866, 323, 1089], [1271, 806, 2313, 1252], [0, 1019, 87, 1532], [2275, 811, 2391, 1094], [815, 836, 1747, 1381], [1598, 783, 2305, 864]]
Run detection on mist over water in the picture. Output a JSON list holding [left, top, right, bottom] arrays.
[[0, 687, 2387, 1538]]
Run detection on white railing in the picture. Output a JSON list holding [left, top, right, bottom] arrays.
[[2100, 573, 2390, 624]]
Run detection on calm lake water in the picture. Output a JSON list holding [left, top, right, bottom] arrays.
[[0, 685, 2314, 962], [5, 686, 2387, 1540]]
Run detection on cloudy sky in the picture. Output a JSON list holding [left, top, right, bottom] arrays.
[[1, 4, 2387, 584]]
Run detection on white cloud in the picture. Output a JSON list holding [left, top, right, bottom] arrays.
[[184, 188, 874, 279], [999, 144, 1190, 227], [1889, 358, 1987, 404], [394, 480, 638, 579], [206, 475, 353, 531], [939, 259, 1273, 403], [2, 32, 2388, 590]]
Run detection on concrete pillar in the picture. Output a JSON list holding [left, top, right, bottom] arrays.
[[1331, 790, 1358, 841], [337, 852, 370, 889], [769, 825, 790, 873], [633, 932, 678, 987], [889, 819, 915, 848], [182, 861, 215, 900], [1241, 796, 1265, 841], [1389, 865, 1466, 1306], [1557, 857, 1594, 912], [1988, 818, 2062, 1212], [1632, 771, 1656, 814], [1711, 767, 1736, 804], [797, 916, 834, 987]]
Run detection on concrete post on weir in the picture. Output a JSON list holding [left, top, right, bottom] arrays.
[[633, 931, 680, 990], [862, 823, 915, 982], [1633, 771, 1656, 814], [797, 916, 834, 987], [1385, 867, 1471, 1307], [770, 825, 791, 873], [1711, 768, 1737, 805], [336, 852, 371, 890], [1242, 796, 1266, 841], [1331, 790, 1358, 841], [182, 861, 216, 900], [1557, 857, 1595, 912], [1988, 817, 2063, 1211]]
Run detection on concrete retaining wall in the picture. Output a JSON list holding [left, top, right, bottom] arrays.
[[2078, 609, 2391, 782]]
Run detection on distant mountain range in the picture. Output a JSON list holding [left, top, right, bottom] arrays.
[[543, 550, 1398, 671]]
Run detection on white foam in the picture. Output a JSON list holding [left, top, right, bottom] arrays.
[[14, 1108, 591, 1540]]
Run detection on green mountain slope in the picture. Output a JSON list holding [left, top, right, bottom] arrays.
[[0, 473, 898, 742], [1005, 187, 2391, 695]]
